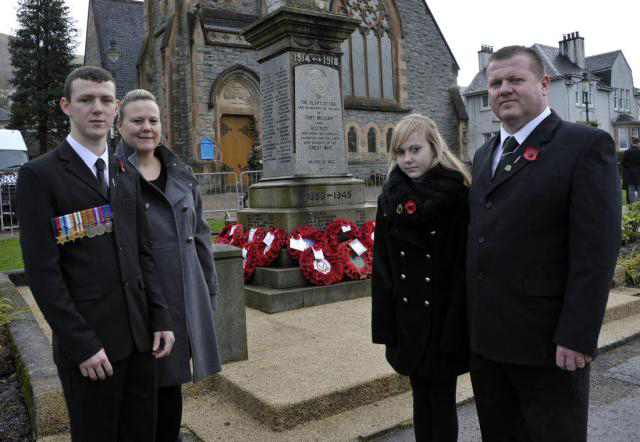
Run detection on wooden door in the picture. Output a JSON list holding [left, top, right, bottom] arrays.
[[220, 115, 254, 176]]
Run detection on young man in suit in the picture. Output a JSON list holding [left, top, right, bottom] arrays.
[[17, 67, 175, 441], [467, 46, 621, 441]]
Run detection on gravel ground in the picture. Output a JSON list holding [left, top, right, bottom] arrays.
[[0, 326, 33, 442]]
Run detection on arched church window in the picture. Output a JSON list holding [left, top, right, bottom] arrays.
[[335, 0, 398, 101], [368, 127, 377, 153], [348, 127, 358, 152], [386, 127, 393, 152]]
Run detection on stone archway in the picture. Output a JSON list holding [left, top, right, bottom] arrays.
[[210, 66, 260, 173]]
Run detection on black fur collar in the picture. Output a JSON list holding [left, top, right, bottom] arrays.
[[380, 164, 465, 223]]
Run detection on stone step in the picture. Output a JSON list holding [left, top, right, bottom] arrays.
[[245, 279, 371, 313], [207, 290, 640, 433], [252, 266, 307, 289]]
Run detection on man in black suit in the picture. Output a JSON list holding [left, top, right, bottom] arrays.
[[622, 138, 640, 203], [17, 67, 175, 441], [467, 46, 621, 441]]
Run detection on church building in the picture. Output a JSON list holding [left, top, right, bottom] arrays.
[[133, 0, 465, 173]]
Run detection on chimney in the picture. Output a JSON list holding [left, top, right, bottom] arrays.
[[478, 45, 494, 71], [559, 31, 585, 69]]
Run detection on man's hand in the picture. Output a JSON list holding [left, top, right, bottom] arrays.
[[79, 348, 113, 381], [556, 345, 593, 371], [152, 331, 175, 359]]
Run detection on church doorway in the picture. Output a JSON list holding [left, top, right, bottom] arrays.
[[219, 115, 255, 176]]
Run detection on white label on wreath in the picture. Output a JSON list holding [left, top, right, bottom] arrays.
[[248, 228, 257, 242], [229, 225, 238, 236], [314, 259, 332, 274], [263, 232, 275, 246], [289, 236, 307, 251], [242, 247, 248, 259], [341, 225, 351, 233], [313, 248, 325, 260], [350, 254, 365, 269], [349, 239, 367, 256], [371, 232, 375, 241]]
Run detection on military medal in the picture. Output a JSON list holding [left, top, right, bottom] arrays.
[[104, 205, 113, 233], [86, 208, 96, 238]]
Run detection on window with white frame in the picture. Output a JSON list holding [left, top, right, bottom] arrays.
[[625, 90, 630, 112], [481, 94, 490, 110], [632, 127, 639, 140], [482, 132, 494, 143], [614, 88, 619, 111], [576, 82, 594, 106], [619, 128, 629, 149]]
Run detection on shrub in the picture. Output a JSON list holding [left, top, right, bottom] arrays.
[[618, 249, 640, 286], [622, 202, 640, 243]]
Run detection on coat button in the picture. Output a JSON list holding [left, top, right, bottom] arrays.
[[400, 274, 406, 280], [424, 300, 430, 307], [401, 297, 408, 304], [187, 236, 194, 243], [485, 201, 493, 209], [478, 236, 485, 244], [426, 253, 431, 260], [182, 204, 188, 211], [430, 230, 436, 236], [144, 202, 150, 210], [400, 251, 406, 258], [478, 272, 485, 280], [425, 277, 431, 283]]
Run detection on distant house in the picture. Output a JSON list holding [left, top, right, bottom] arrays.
[[464, 33, 640, 158], [84, 0, 144, 100], [0, 107, 8, 129]]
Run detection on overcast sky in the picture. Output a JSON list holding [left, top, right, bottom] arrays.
[[1, 0, 638, 86]]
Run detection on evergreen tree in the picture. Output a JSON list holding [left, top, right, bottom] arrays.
[[8, 0, 77, 156]]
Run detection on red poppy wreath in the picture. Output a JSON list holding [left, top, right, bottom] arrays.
[[299, 243, 344, 286], [358, 220, 376, 249], [338, 239, 373, 280], [242, 226, 266, 246], [215, 223, 244, 246], [255, 227, 286, 267], [287, 225, 324, 262], [242, 242, 258, 282], [324, 219, 359, 250]]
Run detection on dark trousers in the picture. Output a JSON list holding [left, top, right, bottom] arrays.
[[409, 373, 459, 442], [156, 384, 183, 442], [57, 350, 157, 442], [470, 353, 589, 442]]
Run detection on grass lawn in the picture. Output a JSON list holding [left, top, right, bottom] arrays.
[[208, 219, 225, 235], [0, 239, 23, 272]]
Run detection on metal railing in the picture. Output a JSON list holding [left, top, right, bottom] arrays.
[[348, 164, 388, 203], [0, 183, 19, 234], [194, 167, 387, 217]]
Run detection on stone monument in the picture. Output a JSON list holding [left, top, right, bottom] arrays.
[[238, 6, 377, 232]]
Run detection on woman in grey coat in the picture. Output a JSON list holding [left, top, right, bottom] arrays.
[[116, 89, 221, 442]]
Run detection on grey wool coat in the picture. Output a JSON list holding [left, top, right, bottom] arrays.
[[116, 140, 221, 386]]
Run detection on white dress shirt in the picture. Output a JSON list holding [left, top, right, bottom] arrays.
[[491, 107, 551, 175], [66, 135, 109, 185]]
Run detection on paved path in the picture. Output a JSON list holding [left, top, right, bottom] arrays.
[[381, 336, 640, 442]]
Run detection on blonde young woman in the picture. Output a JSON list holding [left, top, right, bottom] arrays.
[[371, 114, 470, 441], [115, 89, 221, 442]]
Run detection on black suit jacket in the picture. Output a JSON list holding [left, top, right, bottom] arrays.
[[467, 111, 621, 367], [17, 140, 171, 368], [622, 146, 640, 186]]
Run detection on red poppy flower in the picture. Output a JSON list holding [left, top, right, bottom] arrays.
[[523, 147, 539, 161], [404, 200, 416, 215], [299, 243, 344, 286]]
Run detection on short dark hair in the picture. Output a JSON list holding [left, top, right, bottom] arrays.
[[487, 45, 546, 79], [64, 66, 115, 100]]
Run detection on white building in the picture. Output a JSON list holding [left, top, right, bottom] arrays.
[[464, 33, 640, 159]]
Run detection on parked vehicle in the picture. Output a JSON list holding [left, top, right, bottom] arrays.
[[0, 129, 28, 219]]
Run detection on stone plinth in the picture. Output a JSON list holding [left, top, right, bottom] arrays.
[[213, 244, 248, 364]]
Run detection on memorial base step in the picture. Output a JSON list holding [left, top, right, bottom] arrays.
[[245, 279, 371, 313], [253, 266, 307, 289]]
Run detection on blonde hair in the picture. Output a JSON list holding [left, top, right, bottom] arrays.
[[117, 88, 157, 121], [389, 113, 471, 186]]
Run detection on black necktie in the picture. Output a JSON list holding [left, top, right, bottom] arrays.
[[494, 136, 519, 178], [95, 158, 108, 195]]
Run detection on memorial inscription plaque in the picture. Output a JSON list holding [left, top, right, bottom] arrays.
[[294, 55, 347, 176]]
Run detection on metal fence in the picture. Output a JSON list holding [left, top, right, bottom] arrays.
[[0, 182, 19, 234], [348, 164, 388, 203], [194, 167, 387, 218]]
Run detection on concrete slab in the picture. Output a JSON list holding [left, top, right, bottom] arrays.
[[603, 288, 640, 323], [253, 267, 307, 289], [245, 279, 371, 314]]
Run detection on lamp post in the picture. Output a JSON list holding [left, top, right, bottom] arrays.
[[581, 72, 591, 125], [105, 39, 121, 152]]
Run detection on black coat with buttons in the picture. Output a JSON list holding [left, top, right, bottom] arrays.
[[372, 164, 469, 379], [116, 141, 221, 386]]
